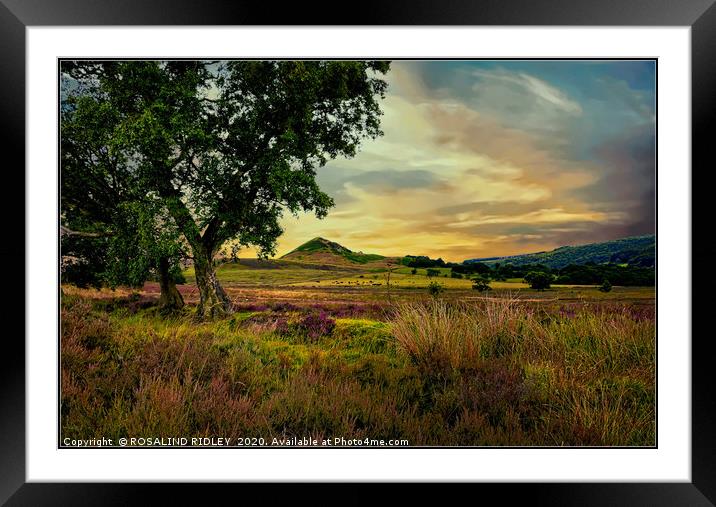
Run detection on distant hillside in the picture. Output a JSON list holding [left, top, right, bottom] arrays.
[[464, 235, 655, 269], [281, 237, 387, 265]]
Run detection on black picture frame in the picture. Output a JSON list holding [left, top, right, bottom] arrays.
[[2, 1, 713, 504]]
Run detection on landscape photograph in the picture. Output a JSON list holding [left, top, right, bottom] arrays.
[[60, 59, 656, 447]]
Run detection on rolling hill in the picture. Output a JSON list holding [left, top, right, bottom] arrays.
[[464, 235, 655, 269], [281, 237, 390, 266]]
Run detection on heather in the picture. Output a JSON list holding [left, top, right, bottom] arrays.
[[61, 291, 654, 446]]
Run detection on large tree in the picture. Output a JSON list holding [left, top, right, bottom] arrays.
[[60, 74, 186, 311], [62, 60, 391, 318]]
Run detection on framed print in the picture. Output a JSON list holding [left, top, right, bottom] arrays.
[[2, 0, 714, 504]]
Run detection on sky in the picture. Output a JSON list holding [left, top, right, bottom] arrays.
[[246, 60, 656, 262]]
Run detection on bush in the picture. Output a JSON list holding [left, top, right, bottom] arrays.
[[599, 279, 612, 292], [524, 271, 552, 291], [171, 266, 186, 284], [410, 268, 417, 275], [295, 311, 336, 341], [427, 281, 444, 297], [426, 268, 440, 278], [450, 271, 463, 279], [471, 274, 491, 292]]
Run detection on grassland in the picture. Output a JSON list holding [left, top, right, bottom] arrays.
[[61, 257, 655, 447], [180, 260, 654, 300]]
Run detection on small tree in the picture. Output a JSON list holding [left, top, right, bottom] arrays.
[[230, 243, 241, 263], [427, 281, 444, 298], [524, 271, 552, 291], [471, 274, 491, 292], [410, 267, 417, 275], [426, 268, 440, 278], [383, 260, 397, 302], [599, 279, 612, 292]]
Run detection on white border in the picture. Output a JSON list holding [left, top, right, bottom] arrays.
[[27, 27, 690, 482]]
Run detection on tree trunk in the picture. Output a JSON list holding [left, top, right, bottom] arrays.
[[193, 246, 232, 319], [158, 257, 185, 313], [160, 194, 231, 319]]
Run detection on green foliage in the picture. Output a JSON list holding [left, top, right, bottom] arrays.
[[61, 64, 187, 290], [170, 266, 186, 285], [410, 268, 417, 275], [426, 268, 440, 278], [450, 261, 490, 276], [471, 274, 491, 292], [427, 281, 444, 297], [61, 235, 111, 289], [599, 279, 613, 293], [404, 255, 446, 268], [62, 61, 391, 315], [524, 271, 552, 291], [555, 264, 653, 286], [60, 201, 185, 290], [465, 235, 655, 269]]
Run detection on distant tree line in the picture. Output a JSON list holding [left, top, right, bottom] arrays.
[[402, 255, 447, 268], [401, 255, 654, 286], [463, 235, 655, 269]]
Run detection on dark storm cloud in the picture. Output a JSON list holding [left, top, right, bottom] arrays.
[[576, 124, 656, 237]]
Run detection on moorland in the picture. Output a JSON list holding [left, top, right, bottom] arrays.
[[61, 236, 655, 447]]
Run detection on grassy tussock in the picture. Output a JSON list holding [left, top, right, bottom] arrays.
[[391, 298, 655, 445], [61, 294, 655, 446]]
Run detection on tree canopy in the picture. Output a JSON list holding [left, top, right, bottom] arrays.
[[61, 60, 391, 318], [524, 271, 553, 291]]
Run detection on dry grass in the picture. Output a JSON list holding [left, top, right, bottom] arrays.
[[391, 296, 655, 445], [60, 290, 655, 446]]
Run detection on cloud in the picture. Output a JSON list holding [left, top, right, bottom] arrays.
[[445, 207, 624, 229], [237, 61, 656, 262], [472, 69, 583, 116]]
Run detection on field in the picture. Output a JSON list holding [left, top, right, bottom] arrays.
[[61, 258, 655, 447]]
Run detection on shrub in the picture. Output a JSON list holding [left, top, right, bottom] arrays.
[[410, 268, 417, 275], [599, 279, 612, 292], [171, 267, 186, 285], [295, 311, 336, 341], [450, 272, 463, 279], [426, 268, 440, 278], [427, 281, 444, 298], [471, 274, 491, 292], [524, 271, 552, 291]]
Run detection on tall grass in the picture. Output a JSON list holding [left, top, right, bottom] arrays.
[[391, 297, 655, 445], [61, 293, 655, 446]]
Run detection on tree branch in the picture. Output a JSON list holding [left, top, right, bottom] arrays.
[[60, 225, 112, 238]]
